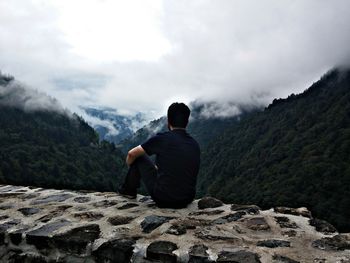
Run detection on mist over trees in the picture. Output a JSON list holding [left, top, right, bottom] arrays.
[[197, 68, 350, 232]]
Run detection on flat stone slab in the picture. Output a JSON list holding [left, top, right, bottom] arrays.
[[30, 194, 74, 205], [18, 207, 41, 216], [198, 197, 224, 209], [212, 211, 246, 224], [274, 207, 312, 218], [231, 204, 261, 214], [108, 215, 135, 226], [26, 219, 72, 249], [146, 240, 178, 263], [312, 234, 350, 251], [217, 250, 261, 263], [141, 215, 174, 233], [257, 239, 291, 248], [309, 218, 337, 233], [92, 238, 136, 263], [274, 216, 298, 229], [117, 203, 139, 210], [246, 217, 270, 230], [52, 224, 100, 254], [73, 196, 91, 203]]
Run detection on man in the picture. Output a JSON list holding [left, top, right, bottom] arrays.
[[118, 102, 200, 208]]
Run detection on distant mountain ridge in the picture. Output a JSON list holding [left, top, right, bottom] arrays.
[[82, 107, 148, 144], [119, 101, 260, 153], [198, 68, 350, 232]]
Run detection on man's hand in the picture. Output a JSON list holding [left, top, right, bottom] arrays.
[[126, 145, 146, 167]]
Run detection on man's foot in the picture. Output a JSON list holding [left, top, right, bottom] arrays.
[[118, 187, 137, 199]]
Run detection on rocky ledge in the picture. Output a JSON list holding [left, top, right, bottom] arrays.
[[0, 185, 349, 263]]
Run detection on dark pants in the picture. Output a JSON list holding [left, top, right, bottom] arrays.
[[120, 155, 191, 208]]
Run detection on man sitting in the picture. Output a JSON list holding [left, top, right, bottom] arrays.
[[118, 102, 201, 208]]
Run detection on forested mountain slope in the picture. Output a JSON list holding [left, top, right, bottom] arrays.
[[197, 68, 350, 232], [0, 73, 126, 191]]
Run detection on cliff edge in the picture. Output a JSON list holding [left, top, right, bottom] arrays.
[[0, 184, 349, 263]]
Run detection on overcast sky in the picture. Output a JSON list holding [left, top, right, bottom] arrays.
[[1, 0, 350, 119]]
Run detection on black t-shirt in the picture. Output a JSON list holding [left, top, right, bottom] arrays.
[[141, 129, 200, 202]]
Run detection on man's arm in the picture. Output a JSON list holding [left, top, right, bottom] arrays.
[[126, 145, 146, 167]]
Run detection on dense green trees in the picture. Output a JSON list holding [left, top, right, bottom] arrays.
[[0, 76, 127, 192], [198, 69, 350, 232]]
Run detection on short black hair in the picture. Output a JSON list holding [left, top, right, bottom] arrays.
[[167, 102, 191, 128]]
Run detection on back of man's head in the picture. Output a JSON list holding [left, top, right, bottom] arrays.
[[167, 102, 191, 128]]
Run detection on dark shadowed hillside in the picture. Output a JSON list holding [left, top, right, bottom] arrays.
[[198, 68, 350, 232], [0, 74, 126, 191]]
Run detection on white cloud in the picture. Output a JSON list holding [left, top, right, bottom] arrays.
[[0, 0, 350, 120]]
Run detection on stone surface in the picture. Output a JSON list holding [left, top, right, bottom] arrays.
[[312, 234, 350, 251], [146, 240, 178, 263], [92, 238, 136, 263], [274, 206, 312, 218], [26, 219, 71, 249], [17, 207, 41, 216], [274, 216, 298, 229], [73, 196, 91, 203], [117, 202, 139, 210], [198, 197, 224, 209], [212, 211, 246, 224], [231, 204, 261, 214], [0, 184, 349, 262], [257, 239, 291, 248], [52, 224, 100, 254], [30, 194, 74, 205], [188, 244, 213, 263], [246, 217, 270, 230], [309, 218, 337, 233], [107, 215, 134, 226], [141, 215, 174, 233], [166, 224, 187, 235], [217, 250, 261, 263]]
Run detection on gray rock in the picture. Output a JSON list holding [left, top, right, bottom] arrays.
[[141, 215, 174, 233], [257, 239, 291, 248], [26, 219, 71, 249], [30, 194, 74, 205], [274, 207, 312, 218], [146, 240, 178, 263], [92, 199, 118, 208], [92, 238, 136, 263], [231, 204, 261, 214], [189, 244, 213, 263], [117, 203, 139, 210], [274, 216, 298, 229], [73, 196, 91, 203], [246, 217, 270, 230], [52, 224, 100, 254], [9, 226, 30, 245], [198, 197, 224, 209], [166, 224, 187, 235], [108, 215, 135, 226], [73, 211, 104, 221], [272, 254, 300, 263], [217, 250, 261, 263], [212, 211, 246, 224], [18, 207, 41, 216], [309, 218, 337, 233], [312, 234, 350, 251]]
